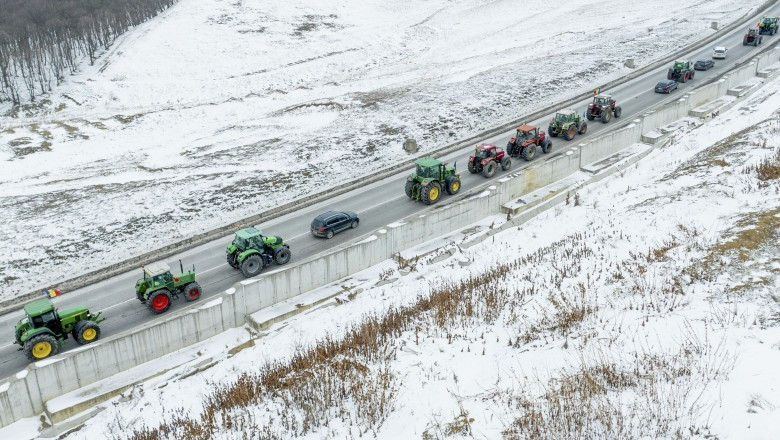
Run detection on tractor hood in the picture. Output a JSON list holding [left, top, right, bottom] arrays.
[[58, 305, 90, 319]]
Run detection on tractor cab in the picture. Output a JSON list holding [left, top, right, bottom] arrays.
[[553, 110, 576, 124], [474, 144, 497, 159], [672, 61, 689, 72], [593, 94, 612, 107], [415, 157, 448, 180], [23, 299, 61, 334], [141, 262, 175, 288], [516, 124, 539, 141]]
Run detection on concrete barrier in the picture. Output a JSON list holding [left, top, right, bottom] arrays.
[[578, 122, 644, 166], [754, 47, 780, 73], [638, 95, 691, 134], [724, 61, 758, 89], [687, 80, 728, 109]]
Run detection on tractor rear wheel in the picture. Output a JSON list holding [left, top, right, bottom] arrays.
[[445, 176, 461, 195], [563, 126, 575, 141], [601, 110, 611, 123], [680, 72, 688, 83], [467, 160, 477, 174], [500, 156, 511, 171], [482, 161, 497, 178], [542, 140, 552, 154], [183, 282, 202, 302], [667, 68, 674, 80], [74, 321, 101, 345], [579, 121, 588, 134], [404, 180, 415, 198], [421, 182, 442, 205], [147, 290, 172, 314], [614, 106, 622, 118], [522, 143, 537, 161], [24, 333, 59, 361], [240, 255, 263, 277], [548, 126, 558, 137], [275, 247, 291, 264], [586, 113, 595, 121]]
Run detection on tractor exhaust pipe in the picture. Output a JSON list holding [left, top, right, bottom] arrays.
[[179, 259, 184, 274]]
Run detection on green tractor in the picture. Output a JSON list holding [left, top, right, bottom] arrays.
[[14, 298, 104, 361], [135, 261, 202, 314], [547, 109, 588, 141], [226, 227, 292, 278], [404, 157, 461, 205], [758, 17, 778, 35]]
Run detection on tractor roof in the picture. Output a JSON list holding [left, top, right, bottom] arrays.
[[415, 157, 442, 168], [556, 109, 575, 116], [594, 94, 612, 100], [477, 143, 496, 150], [517, 124, 537, 133], [24, 299, 54, 317], [235, 227, 263, 239], [143, 261, 171, 277]]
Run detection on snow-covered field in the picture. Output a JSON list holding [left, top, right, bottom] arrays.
[[0, 0, 763, 302], [33, 66, 779, 439]]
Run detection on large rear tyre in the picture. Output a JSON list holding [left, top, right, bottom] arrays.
[[601, 110, 611, 123], [226, 252, 239, 269], [579, 121, 588, 134], [24, 333, 59, 361], [146, 290, 172, 314], [183, 282, 202, 302], [467, 161, 477, 174], [548, 126, 558, 137], [614, 106, 622, 118], [563, 126, 575, 141], [522, 143, 537, 161], [240, 255, 263, 278], [445, 176, 461, 195], [482, 161, 497, 178], [421, 182, 442, 205], [667, 68, 674, 80], [586, 113, 595, 121], [74, 321, 101, 345], [275, 247, 291, 264]]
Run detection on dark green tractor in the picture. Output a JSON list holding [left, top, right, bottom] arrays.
[[226, 227, 292, 278], [14, 298, 105, 361], [758, 17, 778, 35], [547, 109, 587, 141], [404, 157, 461, 205], [135, 261, 202, 314]]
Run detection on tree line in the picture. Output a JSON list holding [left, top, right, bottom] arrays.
[[0, 0, 178, 105]]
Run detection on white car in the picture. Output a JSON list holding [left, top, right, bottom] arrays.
[[712, 46, 728, 59]]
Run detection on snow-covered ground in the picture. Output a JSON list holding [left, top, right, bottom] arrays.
[[0, 0, 763, 302], [25, 63, 776, 439]]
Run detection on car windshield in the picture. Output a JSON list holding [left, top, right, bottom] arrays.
[[416, 165, 438, 178]]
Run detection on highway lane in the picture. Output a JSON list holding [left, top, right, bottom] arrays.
[[1, 8, 777, 377]]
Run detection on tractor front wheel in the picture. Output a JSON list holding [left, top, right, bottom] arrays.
[[482, 161, 497, 178], [226, 253, 239, 269], [445, 176, 461, 195], [421, 182, 442, 205], [522, 143, 537, 161], [275, 247, 292, 264], [24, 333, 59, 361], [147, 290, 172, 314], [500, 156, 511, 171], [614, 106, 622, 118], [74, 321, 101, 345], [404, 180, 415, 199], [183, 282, 202, 302], [563, 126, 575, 141], [542, 140, 552, 154]]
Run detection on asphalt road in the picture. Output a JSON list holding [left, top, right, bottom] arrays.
[[1, 10, 777, 378]]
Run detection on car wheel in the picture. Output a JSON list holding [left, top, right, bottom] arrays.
[[351, 220, 358, 229], [326, 229, 334, 239]]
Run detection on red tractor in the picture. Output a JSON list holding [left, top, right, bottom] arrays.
[[586, 94, 622, 123], [467, 144, 511, 177], [506, 124, 552, 161], [744, 28, 763, 46]]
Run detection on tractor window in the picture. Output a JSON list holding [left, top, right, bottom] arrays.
[[416, 165, 436, 178], [31, 315, 44, 328], [555, 113, 568, 122], [475, 149, 487, 158], [517, 130, 531, 140], [595, 98, 608, 106], [234, 236, 248, 249]]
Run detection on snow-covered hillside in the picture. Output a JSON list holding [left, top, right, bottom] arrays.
[[49, 62, 780, 439], [0, 0, 764, 301]]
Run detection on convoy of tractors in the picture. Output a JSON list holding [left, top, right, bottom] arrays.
[[11, 16, 779, 362]]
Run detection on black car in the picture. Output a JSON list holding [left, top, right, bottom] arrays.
[[655, 79, 678, 93], [694, 59, 714, 71], [311, 210, 359, 239]]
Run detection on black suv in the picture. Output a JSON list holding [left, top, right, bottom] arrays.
[[311, 210, 359, 239]]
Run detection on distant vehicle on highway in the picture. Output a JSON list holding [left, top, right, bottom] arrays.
[[655, 79, 678, 94], [712, 46, 728, 59], [694, 59, 715, 70], [311, 210, 359, 239]]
